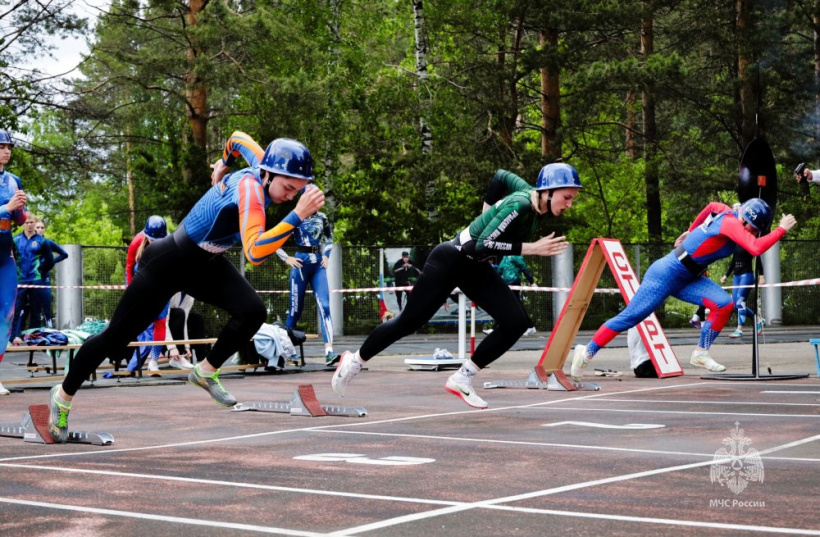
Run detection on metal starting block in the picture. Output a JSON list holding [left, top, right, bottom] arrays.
[[483, 368, 600, 391], [404, 356, 465, 371], [232, 384, 367, 417], [0, 405, 114, 446]]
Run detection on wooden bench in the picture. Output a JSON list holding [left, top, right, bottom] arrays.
[[810, 339, 820, 377]]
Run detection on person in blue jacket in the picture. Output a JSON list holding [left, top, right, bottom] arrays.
[[0, 130, 27, 395], [11, 213, 52, 341], [34, 219, 68, 328]]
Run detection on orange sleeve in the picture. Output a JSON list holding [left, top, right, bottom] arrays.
[[237, 176, 302, 265], [222, 131, 264, 168]]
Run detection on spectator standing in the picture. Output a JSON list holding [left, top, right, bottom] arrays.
[[392, 251, 420, 311], [11, 213, 53, 342], [34, 219, 68, 328]]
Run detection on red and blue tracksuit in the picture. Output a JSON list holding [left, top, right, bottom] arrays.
[[276, 212, 334, 344], [61, 132, 303, 395], [586, 202, 786, 356], [0, 170, 26, 363]]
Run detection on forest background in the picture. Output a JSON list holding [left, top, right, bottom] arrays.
[[4, 0, 820, 251]]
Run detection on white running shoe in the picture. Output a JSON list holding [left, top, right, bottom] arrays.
[[147, 359, 160, 376], [0, 380, 9, 396], [728, 329, 743, 339], [690, 351, 726, 372], [482, 328, 493, 335], [524, 327, 537, 336], [332, 351, 363, 397], [445, 375, 488, 409], [169, 355, 194, 370], [570, 344, 590, 381]]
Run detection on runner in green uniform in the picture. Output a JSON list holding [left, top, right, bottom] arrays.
[[332, 163, 582, 409]]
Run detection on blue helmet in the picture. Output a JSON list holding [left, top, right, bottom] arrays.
[[259, 138, 314, 181], [535, 163, 582, 191], [739, 198, 773, 232], [0, 130, 14, 147], [143, 215, 167, 241]]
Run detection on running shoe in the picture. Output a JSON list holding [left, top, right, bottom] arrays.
[[524, 327, 537, 336], [169, 355, 194, 370], [332, 351, 363, 397], [147, 359, 161, 376], [325, 351, 341, 366], [756, 319, 764, 335], [690, 351, 726, 372], [0, 380, 9, 396], [187, 364, 237, 406], [482, 328, 493, 335], [287, 354, 300, 367], [689, 317, 702, 330], [445, 375, 488, 409], [728, 329, 743, 339], [570, 344, 590, 381], [48, 385, 70, 443]]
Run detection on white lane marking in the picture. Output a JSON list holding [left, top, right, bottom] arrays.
[[293, 454, 435, 466], [762, 391, 820, 395], [596, 397, 820, 407], [0, 381, 713, 463], [0, 497, 324, 536], [542, 421, 665, 429], [537, 407, 820, 419], [329, 433, 820, 536]]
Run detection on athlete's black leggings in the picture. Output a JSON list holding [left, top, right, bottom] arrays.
[[360, 241, 529, 369], [62, 231, 267, 395]]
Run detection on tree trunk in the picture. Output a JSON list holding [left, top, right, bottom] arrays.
[[323, 0, 342, 217], [126, 129, 135, 236], [411, 0, 437, 225], [814, 0, 820, 144], [736, 0, 756, 148], [540, 28, 561, 160], [185, 0, 209, 152], [641, 1, 662, 243], [626, 90, 637, 158]]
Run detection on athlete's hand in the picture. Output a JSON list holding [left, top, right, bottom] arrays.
[[285, 256, 303, 269], [674, 230, 690, 247], [7, 190, 26, 211], [522, 233, 568, 257], [321, 256, 329, 268], [720, 275, 727, 284], [778, 213, 797, 232], [294, 185, 325, 219], [210, 159, 229, 185], [759, 275, 766, 285]]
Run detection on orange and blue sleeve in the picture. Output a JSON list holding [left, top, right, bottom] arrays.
[[221, 131, 265, 169], [720, 216, 786, 257], [688, 202, 731, 232], [237, 176, 302, 265]]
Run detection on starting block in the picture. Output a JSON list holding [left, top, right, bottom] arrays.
[[484, 368, 600, 391], [404, 356, 464, 371], [231, 384, 367, 417], [0, 405, 114, 446]]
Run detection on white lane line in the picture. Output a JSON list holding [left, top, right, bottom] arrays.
[[311, 430, 820, 463], [0, 497, 324, 536], [0, 381, 712, 463], [536, 407, 820, 418], [594, 398, 820, 407], [542, 421, 665, 429], [761, 391, 820, 395], [0, 462, 461, 506], [329, 433, 820, 536]]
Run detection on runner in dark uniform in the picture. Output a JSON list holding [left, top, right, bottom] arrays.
[[721, 242, 764, 338], [46, 133, 324, 442], [332, 163, 582, 409]]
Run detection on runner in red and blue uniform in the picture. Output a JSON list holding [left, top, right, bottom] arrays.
[[571, 198, 796, 378], [47, 132, 324, 442], [333, 163, 580, 409], [0, 131, 26, 396]]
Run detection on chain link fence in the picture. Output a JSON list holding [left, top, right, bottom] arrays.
[[55, 241, 820, 338]]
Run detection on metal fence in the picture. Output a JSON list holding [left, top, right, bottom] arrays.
[[55, 241, 820, 338]]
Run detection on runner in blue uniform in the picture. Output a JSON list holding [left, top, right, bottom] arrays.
[[571, 199, 796, 378], [11, 214, 53, 339], [721, 239, 765, 339], [47, 132, 324, 442], [333, 163, 580, 409], [276, 211, 338, 366], [0, 131, 27, 395]]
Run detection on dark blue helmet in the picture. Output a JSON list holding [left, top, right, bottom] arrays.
[[0, 130, 14, 147], [535, 163, 582, 191], [143, 215, 167, 241], [739, 198, 773, 232], [259, 138, 314, 181]]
